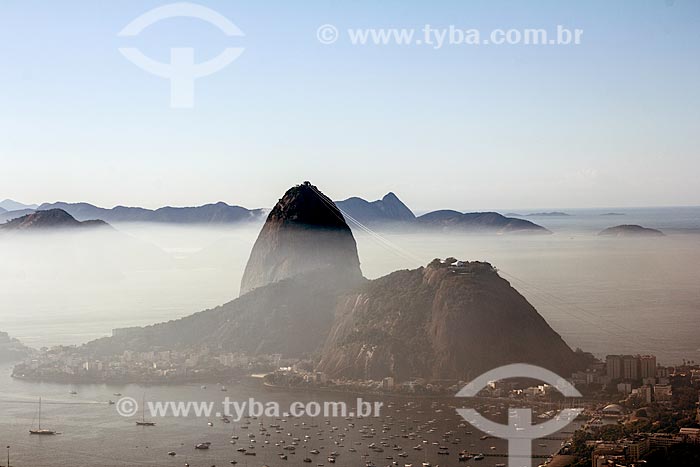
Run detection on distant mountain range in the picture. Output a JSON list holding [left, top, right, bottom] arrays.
[[416, 210, 548, 234], [507, 211, 570, 217], [335, 192, 416, 224], [0, 199, 38, 211], [35, 201, 264, 224], [0, 209, 37, 224], [0, 193, 548, 234]]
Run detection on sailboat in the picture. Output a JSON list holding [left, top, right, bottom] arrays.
[[29, 397, 56, 435], [135, 394, 156, 426]]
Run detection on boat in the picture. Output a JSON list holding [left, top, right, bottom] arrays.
[[195, 442, 211, 450], [29, 398, 56, 435], [474, 453, 485, 460], [108, 400, 115, 405], [168, 451, 176, 456], [69, 390, 77, 395], [135, 394, 156, 426]]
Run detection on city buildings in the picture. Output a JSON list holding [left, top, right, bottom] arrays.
[[606, 354, 657, 383]]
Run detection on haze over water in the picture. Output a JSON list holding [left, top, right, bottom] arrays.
[[1, 206, 698, 365]]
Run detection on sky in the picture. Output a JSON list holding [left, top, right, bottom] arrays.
[[0, 0, 698, 212]]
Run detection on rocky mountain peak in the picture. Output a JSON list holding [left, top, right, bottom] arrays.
[[266, 181, 350, 228], [317, 257, 584, 381], [239, 182, 363, 295], [0, 209, 108, 231]]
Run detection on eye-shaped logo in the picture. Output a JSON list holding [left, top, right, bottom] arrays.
[[118, 2, 245, 108], [456, 364, 583, 467]]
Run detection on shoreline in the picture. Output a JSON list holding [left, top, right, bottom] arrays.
[[10, 372, 246, 386]]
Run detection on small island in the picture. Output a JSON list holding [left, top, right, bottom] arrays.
[[598, 224, 664, 237], [506, 211, 570, 217]]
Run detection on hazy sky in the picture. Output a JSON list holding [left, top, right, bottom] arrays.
[[0, 0, 698, 211]]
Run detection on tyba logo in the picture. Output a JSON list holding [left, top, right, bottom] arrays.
[[455, 364, 583, 467], [118, 2, 244, 108]]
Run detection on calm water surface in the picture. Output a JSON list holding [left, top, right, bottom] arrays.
[[0, 364, 575, 467]]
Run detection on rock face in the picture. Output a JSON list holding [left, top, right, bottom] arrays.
[[240, 182, 363, 295], [317, 259, 581, 381], [0, 209, 109, 231], [336, 192, 415, 224], [599, 224, 664, 237]]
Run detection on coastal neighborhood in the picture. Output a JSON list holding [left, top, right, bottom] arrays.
[[11, 341, 700, 466]]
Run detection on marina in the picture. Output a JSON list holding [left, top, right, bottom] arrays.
[[0, 365, 578, 466]]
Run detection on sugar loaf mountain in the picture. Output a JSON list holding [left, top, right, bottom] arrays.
[[82, 182, 583, 380]]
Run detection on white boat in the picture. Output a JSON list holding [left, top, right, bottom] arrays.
[[135, 394, 156, 426], [29, 398, 56, 435]]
